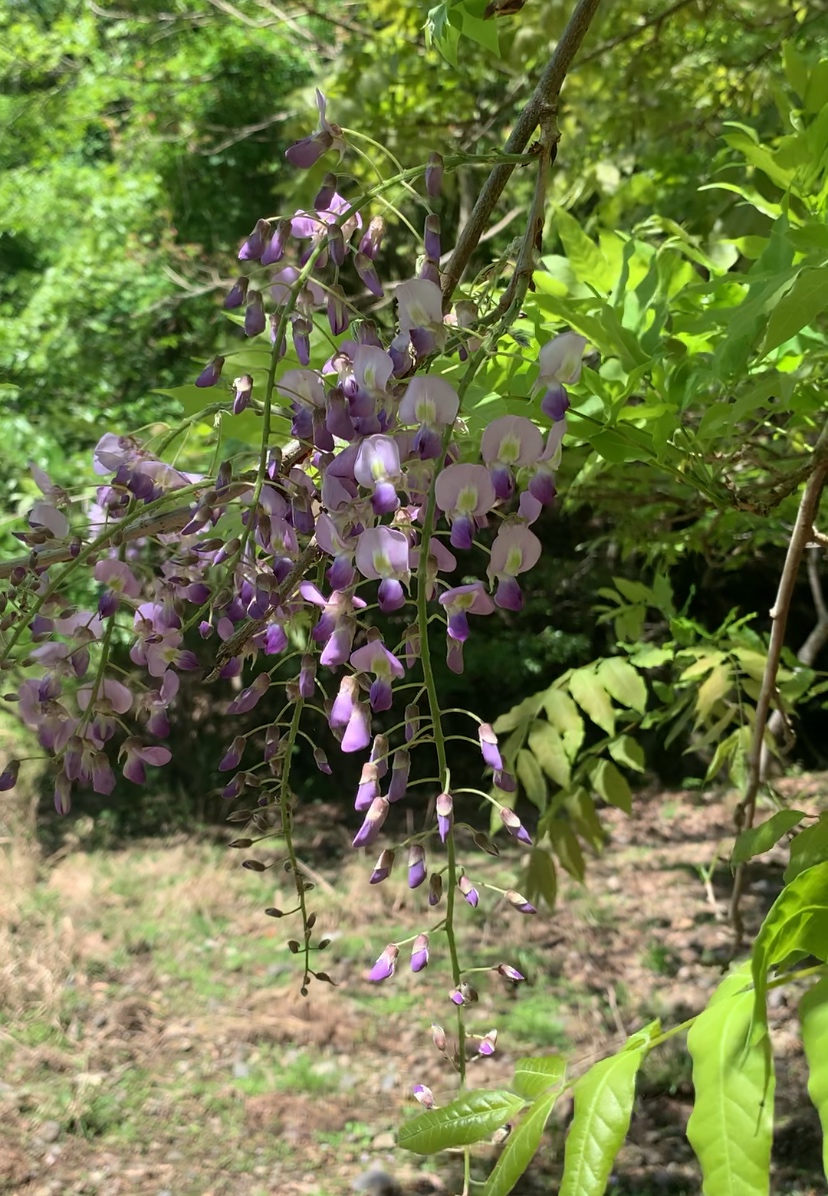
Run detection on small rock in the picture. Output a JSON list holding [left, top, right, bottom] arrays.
[[353, 1168, 401, 1195], [40, 1120, 61, 1143], [371, 1131, 396, 1150]]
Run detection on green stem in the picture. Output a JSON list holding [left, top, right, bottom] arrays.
[[279, 697, 313, 989]]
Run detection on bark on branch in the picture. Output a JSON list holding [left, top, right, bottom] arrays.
[[729, 422, 828, 946]]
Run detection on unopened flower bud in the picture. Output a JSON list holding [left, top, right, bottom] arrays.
[[478, 1029, 498, 1056], [458, 875, 479, 908], [387, 749, 410, 803], [424, 213, 441, 260], [500, 807, 532, 846], [369, 943, 398, 983], [412, 1084, 434, 1109], [404, 703, 420, 743], [313, 746, 332, 775], [195, 356, 225, 388], [370, 849, 395, 885], [408, 844, 426, 889], [436, 792, 453, 842], [432, 1024, 447, 1053], [0, 759, 20, 792], [425, 152, 444, 198], [355, 762, 380, 811], [314, 171, 338, 210], [352, 796, 389, 849], [299, 654, 316, 699], [428, 873, 443, 906], [224, 277, 249, 309], [219, 735, 246, 772], [496, 964, 525, 983], [232, 374, 253, 415], [411, 933, 429, 973], [505, 889, 537, 915], [478, 722, 503, 771], [369, 734, 389, 779]]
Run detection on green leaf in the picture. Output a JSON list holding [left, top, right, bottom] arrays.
[[800, 977, 828, 1181], [517, 748, 547, 812], [586, 758, 632, 815], [543, 689, 584, 760], [597, 657, 647, 714], [555, 208, 610, 289], [548, 819, 585, 882], [398, 1089, 525, 1155], [558, 1039, 646, 1196], [608, 735, 645, 773], [569, 668, 616, 736], [686, 967, 775, 1196], [762, 268, 828, 352], [458, 0, 500, 55], [512, 1056, 566, 1101], [731, 810, 807, 866], [785, 816, 828, 883], [483, 1090, 558, 1196], [751, 862, 828, 1039], [528, 723, 570, 789], [694, 662, 732, 725], [493, 693, 545, 735], [524, 847, 557, 910]]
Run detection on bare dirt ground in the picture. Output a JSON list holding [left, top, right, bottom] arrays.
[[1, 776, 825, 1196]]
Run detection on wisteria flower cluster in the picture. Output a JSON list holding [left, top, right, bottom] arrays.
[[0, 91, 586, 1098]]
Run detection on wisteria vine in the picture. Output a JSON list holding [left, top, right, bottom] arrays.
[[0, 89, 587, 1122]]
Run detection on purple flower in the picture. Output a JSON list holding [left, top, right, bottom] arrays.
[[54, 774, 72, 816], [227, 673, 270, 715], [438, 583, 495, 642], [478, 1029, 498, 1056], [261, 218, 291, 266], [359, 216, 385, 260], [488, 524, 542, 610], [436, 792, 453, 842], [355, 526, 410, 612], [224, 278, 249, 309], [314, 746, 332, 774], [500, 807, 532, 845], [478, 723, 503, 771], [350, 638, 405, 712], [395, 278, 446, 356], [413, 1084, 435, 1109], [238, 218, 270, 261], [408, 844, 426, 889], [119, 738, 172, 785], [399, 376, 459, 459], [411, 933, 429, 973], [370, 848, 395, 884], [370, 733, 389, 779], [354, 435, 402, 515], [481, 415, 544, 500], [387, 749, 410, 802], [541, 383, 570, 422], [0, 760, 20, 791], [435, 463, 496, 550], [355, 762, 380, 811], [425, 152, 443, 198], [538, 331, 587, 387], [219, 735, 246, 772], [449, 983, 477, 1007], [505, 889, 537, 915], [405, 703, 420, 742], [352, 796, 389, 848], [232, 374, 253, 415], [424, 214, 441, 260], [459, 875, 479, 907], [244, 292, 266, 337], [369, 943, 399, 983], [285, 90, 344, 168], [496, 964, 525, 983], [195, 356, 224, 388]]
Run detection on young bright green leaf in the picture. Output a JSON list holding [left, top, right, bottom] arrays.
[[686, 969, 774, 1196], [398, 1089, 525, 1155], [493, 693, 545, 735], [694, 662, 731, 725], [608, 734, 645, 773], [483, 1090, 559, 1196], [543, 689, 585, 760], [785, 816, 828, 883], [799, 977, 828, 1180], [458, 0, 500, 55], [597, 657, 647, 713], [517, 748, 547, 812], [586, 758, 632, 815], [512, 1056, 566, 1101], [751, 861, 828, 1038], [558, 1040, 646, 1196], [762, 267, 828, 352], [731, 810, 806, 867], [524, 846, 557, 910], [528, 722, 570, 788], [555, 207, 610, 290], [569, 668, 616, 736]]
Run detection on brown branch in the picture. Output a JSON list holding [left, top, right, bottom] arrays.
[[759, 547, 828, 782], [729, 423, 828, 946], [440, 0, 604, 308]]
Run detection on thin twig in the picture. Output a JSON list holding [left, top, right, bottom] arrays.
[[440, 0, 604, 307], [729, 422, 828, 946]]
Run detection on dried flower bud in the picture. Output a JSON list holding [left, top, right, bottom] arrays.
[[428, 873, 443, 907]]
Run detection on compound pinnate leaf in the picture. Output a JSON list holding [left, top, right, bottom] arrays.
[[398, 1089, 524, 1155], [751, 861, 828, 1036], [512, 1055, 566, 1101], [597, 656, 647, 714], [528, 722, 570, 788], [558, 1042, 645, 1196], [569, 667, 615, 736], [800, 977, 828, 1181], [686, 968, 774, 1196], [587, 758, 632, 814], [731, 810, 806, 867], [516, 748, 547, 811], [483, 1091, 558, 1196]]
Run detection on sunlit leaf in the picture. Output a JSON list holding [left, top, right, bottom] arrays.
[[398, 1089, 524, 1154], [800, 977, 828, 1181], [483, 1090, 558, 1196], [731, 810, 806, 866]]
